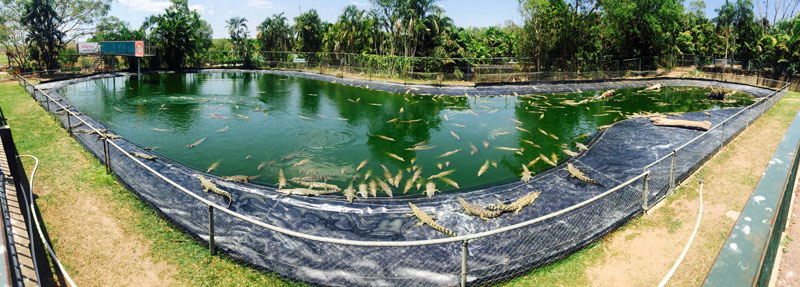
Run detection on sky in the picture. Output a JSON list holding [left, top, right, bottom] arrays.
[[108, 0, 741, 39]]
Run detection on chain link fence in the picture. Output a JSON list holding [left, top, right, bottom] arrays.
[[14, 71, 790, 286], [197, 51, 698, 85]]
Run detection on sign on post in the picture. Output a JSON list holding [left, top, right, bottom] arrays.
[[135, 41, 144, 57], [77, 42, 99, 54]]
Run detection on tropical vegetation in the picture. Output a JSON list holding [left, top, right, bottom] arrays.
[[1, 0, 798, 75]]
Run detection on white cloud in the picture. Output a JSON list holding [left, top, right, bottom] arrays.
[[117, 0, 171, 13], [208, 9, 215, 15], [189, 4, 206, 14], [247, 0, 273, 9], [350, 1, 372, 7]]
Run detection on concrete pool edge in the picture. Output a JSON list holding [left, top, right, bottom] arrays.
[[27, 72, 785, 286]]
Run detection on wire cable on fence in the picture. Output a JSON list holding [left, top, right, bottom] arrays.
[[18, 155, 77, 287], [658, 179, 704, 287]]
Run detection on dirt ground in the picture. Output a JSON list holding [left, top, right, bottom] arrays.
[[776, 180, 800, 287], [586, 95, 800, 286]]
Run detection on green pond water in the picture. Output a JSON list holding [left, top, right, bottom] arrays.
[[58, 72, 754, 196]]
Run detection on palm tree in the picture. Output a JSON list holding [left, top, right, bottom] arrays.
[[226, 17, 250, 66]]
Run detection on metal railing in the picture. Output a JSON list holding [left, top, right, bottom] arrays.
[[15, 70, 790, 286]]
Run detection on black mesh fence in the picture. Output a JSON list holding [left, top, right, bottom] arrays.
[[14, 72, 790, 286]]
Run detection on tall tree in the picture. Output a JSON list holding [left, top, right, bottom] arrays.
[[149, 0, 212, 68], [293, 9, 325, 52], [257, 13, 292, 52], [601, 0, 683, 58], [53, 0, 111, 43], [370, 0, 444, 57], [22, 0, 65, 70], [0, 0, 31, 70], [226, 16, 251, 67]]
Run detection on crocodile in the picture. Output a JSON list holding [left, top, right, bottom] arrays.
[[458, 197, 502, 221], [407, 202, 457, 237], [220, 175, 261, 183], [291, 179, 341, 191], [425, 182, 438, 198], [520, 164, 533, 183], [73, 129, 94, 134], [290, 175, 325, 182], [343, 182, 356, 203], [566, 163, 602, 186], [131, 152, 157, 160], [487, 192, 541, 214], [277, 188, 338, 196], [639, 83, 663, 93], [368, 180, 378, 197], [101, 133, 123, 140], [376, 178, 393, 197], [278, 168, 287, 189], [196, 175, 232, 207], [599, 89, 616, 99], [185, 137, 207, 148], [563, 149, 579, 157], [358, 183, 369, 198]]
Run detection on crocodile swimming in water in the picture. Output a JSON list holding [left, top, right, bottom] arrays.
[[196, 175, 232, 207], [487, 192, 541, 214], [566, 163, 602, 186], [458, 197, 502, 221], [408, 202, 457, 237], [220, 175, 261, 183]]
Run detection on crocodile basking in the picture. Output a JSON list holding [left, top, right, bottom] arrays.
[[458, 197, 502, 221], [425, 182, 438, 198], [487, 192, 541, 214], [408, 202, 457, 237], [276, 187, 338, 196], [131, 151, 157, 160], [196, 175, 232, 207], [290, 179, 341, 191], [343, 182, 356, 203], [520, 164, 533, 183], [566, 163, 602, 186], [220, 175, 261, 183]]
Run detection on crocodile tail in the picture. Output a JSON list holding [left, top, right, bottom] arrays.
[[487, 199, 507, 211], [430, 223, 457, 237]]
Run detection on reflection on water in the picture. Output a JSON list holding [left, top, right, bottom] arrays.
[[59, 72, 754, 196]]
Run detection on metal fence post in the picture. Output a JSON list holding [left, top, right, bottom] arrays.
[[641, 171, 650, 212], [668, 150, 676, 194], [66, 113, 72, 135], [209, 205, 216, 256], [103, 138, 111, 174], [461, 240, 468, 287], [719, 121, 726, 150]]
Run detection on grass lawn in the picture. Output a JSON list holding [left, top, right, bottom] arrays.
[[1, 78, 797, 286], [0, 81, 296, 286]]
